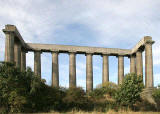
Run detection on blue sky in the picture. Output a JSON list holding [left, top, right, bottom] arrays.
[[0, 0, 160, 89]]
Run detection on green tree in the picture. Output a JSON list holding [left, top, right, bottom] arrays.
[[0, 62, 64, 113], [0, 62, 29, 113], [115, 73, 144, 108]]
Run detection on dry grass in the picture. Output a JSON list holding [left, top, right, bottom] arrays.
[[34, 110, 160, 114]]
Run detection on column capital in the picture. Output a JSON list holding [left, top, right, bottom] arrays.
[[128, 54, 136, 58], [21, 48, 28, 53], [144, 36, 155, 45], [34, 50, 42, 54], [116, 54, 124, 58], [85, 51, 93, 56], [102, 53, 109, 55], [101, 53, 109, 57], [3, 29, 15, 35], [51, 51, 59, 54], [145, 40, 155, 45], [51, 49, 59, 52], [69, 50, 77, 54], [137, 48, 143, 52]]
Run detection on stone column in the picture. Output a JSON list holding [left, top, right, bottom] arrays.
[[102, 54, 109, 83], [86, 53, 93, 92], [14, 41, 21, 69], [52, 51, 59, 87], [118, 55, 124, 85], [130, 55, 136, 73], [34, 51, 41, 78], [136, 50, 143, 77], [4, 32, 14, 62], [21, 49, 27, 71], [69, 52, 76, 88], [145, 40, 154, 87]]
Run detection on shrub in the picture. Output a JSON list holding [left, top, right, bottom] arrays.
[[0, 62, 64, 113], [115, 73, 144, 108], [0, 62, 29, 113], [89, 82, 118, 99], [88, 82, 118, 112], [62, 87, 92, 111], [153, 88, 160, 110]]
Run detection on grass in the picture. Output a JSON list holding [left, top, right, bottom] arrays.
[[34, 110, 160, 114]]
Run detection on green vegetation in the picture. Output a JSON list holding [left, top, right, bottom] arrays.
[[0, 62, 64, 113], [153, 86, 160, 110], [0, 62, 159, 113], [115, 73, 144, 108]]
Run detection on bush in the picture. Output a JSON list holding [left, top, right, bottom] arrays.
[[89, 82, 118, 112], [0, 62, 64, 113], [0, 62, 29, 113], [115, 73, 144, 108], [1, 63, 155, 112], [62, 87, 92, 111], [153, 88, 160, 110], [89, 82, 118, 99]]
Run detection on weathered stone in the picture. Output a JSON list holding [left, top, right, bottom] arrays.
[[86, 53, 93, 92], [140, 87, 157, 107], [136, 50, 143, 77], [69, 52, 76, 88], [27, 43, 131, 56], [2, 25, 156, 90], [52, 52, 59, 87], [14, 41, 21, 69], [132, 36, 153, 53], [102, 55, 109, 83], [118, 55, 124, 85], [21, 50, 26, 71], [34, 51, 41, 78], [145, 38, 154, 87], [130, 55, 136, 73], [3, 25, 26, 48], [4, 32, 14, 62]]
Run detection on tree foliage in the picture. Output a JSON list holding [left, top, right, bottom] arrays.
[[0, 62, 155, 112], [62, 87, 92, 111], [115, 73, 144, 107], [0, 62, 64, 113], [89, 82, 118, 99], [153, 87, 160, 110]]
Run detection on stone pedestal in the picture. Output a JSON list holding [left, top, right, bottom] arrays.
[[21, 50, 26, 71], [14, 41, 21, 69], [130, 55, 136, 73], [140, 87, 156, 106], [86, 53, 93, 92], [136, 50, 143, 77], [69, 52, 76, 88], [52, 52, 59, 87], [145, 41, 154, 87], [4, 32, 14, 62], [118, 55, 124, 85], [34, 51, 41, 78], [102, 55, 109, 83]]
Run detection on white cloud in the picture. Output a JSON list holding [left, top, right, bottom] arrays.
[[153, 44, 160, 66], [0, 0, 160, 87]]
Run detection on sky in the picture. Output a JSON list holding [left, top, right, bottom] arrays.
[[0, 0, 160, 89]]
